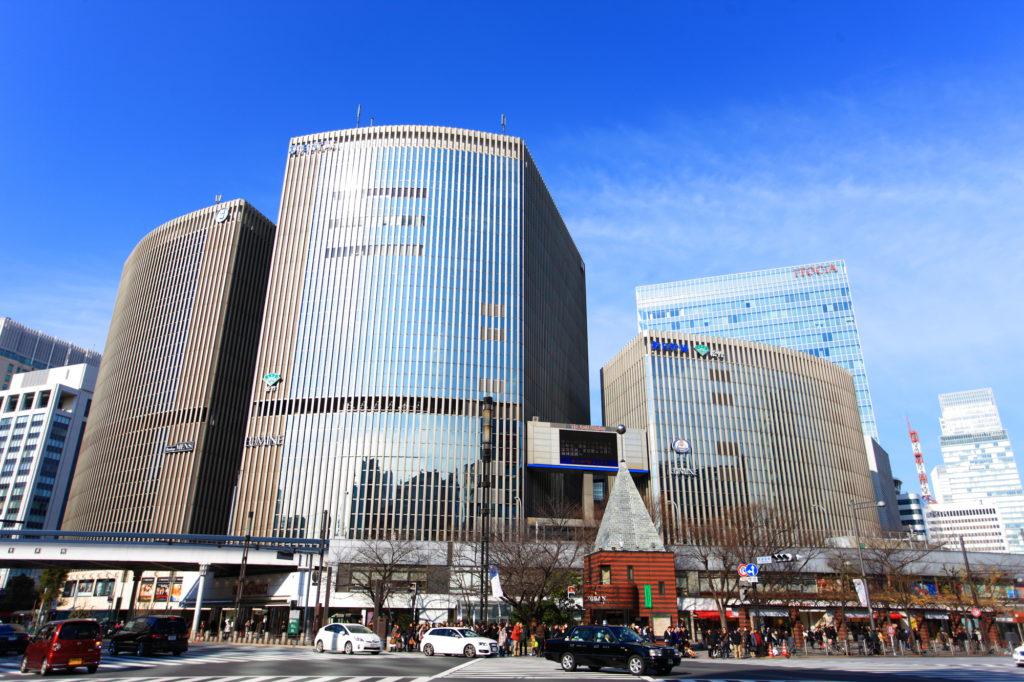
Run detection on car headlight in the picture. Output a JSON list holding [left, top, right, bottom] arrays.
[[649, 648, 661, 656]]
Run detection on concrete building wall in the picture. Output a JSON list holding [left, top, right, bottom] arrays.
[[602, 332, 880, 544], [62, 200, 276, 534]]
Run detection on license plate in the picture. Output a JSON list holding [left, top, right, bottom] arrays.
[[167, 635, 176, 641], [68, 658, 82, 666]]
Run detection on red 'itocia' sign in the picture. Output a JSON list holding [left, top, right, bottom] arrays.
[[793, 262, 839, 278]]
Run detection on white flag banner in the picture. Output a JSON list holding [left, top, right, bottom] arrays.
[[489, 565, 503, 599], [853, 578, 869, 607]]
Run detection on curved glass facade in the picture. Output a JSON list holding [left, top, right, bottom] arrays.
[[602, 332, 880, 543], [233, 126, 588, 541]]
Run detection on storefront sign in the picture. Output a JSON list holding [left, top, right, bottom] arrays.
[[585, 595, 607, 603], [245, 435, 285, 447], [793, 262, 839, 278], [650, 339, 725, 360]]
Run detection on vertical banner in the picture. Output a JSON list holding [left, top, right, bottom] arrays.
[[853, 579, 869, 607], [489, 566, 503, 599]]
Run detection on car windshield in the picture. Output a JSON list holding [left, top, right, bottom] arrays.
[[59, 622, 101, 640], [153, 619, 188, 634], [346, 625, 373, 634], [455, 628, 476, 637], [612, 627, 644, 643]]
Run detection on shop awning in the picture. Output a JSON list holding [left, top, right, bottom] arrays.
[[924, 612, 950, 620], [692, 609, 738, 619]]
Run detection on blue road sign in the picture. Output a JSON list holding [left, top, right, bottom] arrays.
[[742, 563, 760, 577]]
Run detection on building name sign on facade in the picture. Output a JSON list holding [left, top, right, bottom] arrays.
[[650, 339, 725, 360], [585, 595, 607, 603], [244, 435, 285, 448], [792, 262, 839, 278], [262, 372, 282, 390], [163, 442, 194, 454]]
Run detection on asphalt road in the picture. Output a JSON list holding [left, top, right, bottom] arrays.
[[1, 645, 1021, 681]]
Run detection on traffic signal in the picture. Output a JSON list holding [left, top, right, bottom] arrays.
[[772, 553, 797, 562]]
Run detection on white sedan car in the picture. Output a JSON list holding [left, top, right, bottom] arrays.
[[1014, 644, 1024, 666], [314, 623, 382, 655], [420, 627, 499, 657]]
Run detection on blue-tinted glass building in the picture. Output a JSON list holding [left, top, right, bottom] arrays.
[[635, 260, 878, 439], [232, 126, 589, 541]]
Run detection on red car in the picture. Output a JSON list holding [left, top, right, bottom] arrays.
[[20, 619, 102, 675]]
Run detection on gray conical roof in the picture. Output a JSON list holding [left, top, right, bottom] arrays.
[[593, 460, 665, 552]]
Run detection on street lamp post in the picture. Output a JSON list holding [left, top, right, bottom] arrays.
[[849, 499, 885, 650], [479, 396, 495, 625]]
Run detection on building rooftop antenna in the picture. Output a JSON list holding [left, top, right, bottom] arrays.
[[214, 194, 222, 204], [500, 113, 507, 134], [356, 104, 362, 127], [907, 417, 936, 504]]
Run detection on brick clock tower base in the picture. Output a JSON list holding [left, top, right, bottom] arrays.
[[583, 550, 678, 631], [580, 456, 678, 633]]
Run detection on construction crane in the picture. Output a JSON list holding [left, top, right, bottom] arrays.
[[907, 418, 936, 503]]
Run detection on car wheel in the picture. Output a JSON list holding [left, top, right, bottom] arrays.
[[424, 643, 434, 656], [107, 642, 118, 656], [561, 652, 577, 671], [464, 644, 475, 658], [344, 641, 353, 655], [315, 640, 324, 653], [40, 660, 52, 677], [87, 665, 98, 674], [627, 654, 646, 676], [19, 656, 29, 674], [136, 642, 148, 657]]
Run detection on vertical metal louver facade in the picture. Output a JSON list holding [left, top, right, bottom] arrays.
[[232, 125, 589, 541], [601, 332, 880, 544], [61, 200, 276, 534]]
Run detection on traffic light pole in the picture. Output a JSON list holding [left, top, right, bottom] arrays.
[[313, 509, 329, 633]]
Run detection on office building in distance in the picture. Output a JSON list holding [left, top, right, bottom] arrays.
[[930, 388, 1024, 553], [0, 364, 96, 587], [0, 317, 101, 390], [231, 125, 589, 541], [62, 200, 276, 534], [634, 260, 906, 532], [601, 332, 880, 543]]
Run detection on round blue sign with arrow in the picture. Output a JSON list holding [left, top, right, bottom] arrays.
[[741, 563, 759, 577]]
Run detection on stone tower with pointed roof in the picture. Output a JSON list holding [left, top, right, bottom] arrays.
[[582, 459, 677, 629]]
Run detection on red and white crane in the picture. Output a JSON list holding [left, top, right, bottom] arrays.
[[907, 418, 936, 504]]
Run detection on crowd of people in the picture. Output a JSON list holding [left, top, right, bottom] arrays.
[[700, 625, 795, 658]]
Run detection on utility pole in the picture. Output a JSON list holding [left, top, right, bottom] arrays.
[[314, 509, 329, 632], [479, 397, 495, 624], [959, 535, 988, 649], [850, 499, 885, 649], [232, 511, 254, 635]]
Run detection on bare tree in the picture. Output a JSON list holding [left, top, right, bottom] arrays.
[[334, 535, 424, 637], [487, 498, 591, 623], [674, 503, 820, 631]]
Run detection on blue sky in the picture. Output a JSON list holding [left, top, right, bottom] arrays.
[[2, 1, 1023, 492]]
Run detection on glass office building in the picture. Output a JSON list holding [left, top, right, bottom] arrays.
[[232, 125, 589, 541], [635, 260, 878, 440], [932, 389, 1024, 553], [601, 332, 879, 543]]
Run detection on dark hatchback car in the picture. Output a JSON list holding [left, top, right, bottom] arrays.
[[0, 623, 29, 655], [21, 619, 102, 675], [544, 625, 681, 676], [108, 615, 188, 656]]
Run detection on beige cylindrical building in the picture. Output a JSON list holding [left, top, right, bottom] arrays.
[[62, 200, 276, 534], [601, 332, 880, 543]]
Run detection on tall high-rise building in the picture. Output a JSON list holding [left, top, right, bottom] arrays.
[[231, 126, 589, 541], [0, 317, 101, 390], [62, 200, 276, 534], [601, 332, 880, 543], [931, 388, 1023, 553], [635, 260, 877, 439], [0, 364, 96, 588], [0, 364, 95, 530]]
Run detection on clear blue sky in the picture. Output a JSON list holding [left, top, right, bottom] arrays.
[[3, 1, 1023, 493]]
